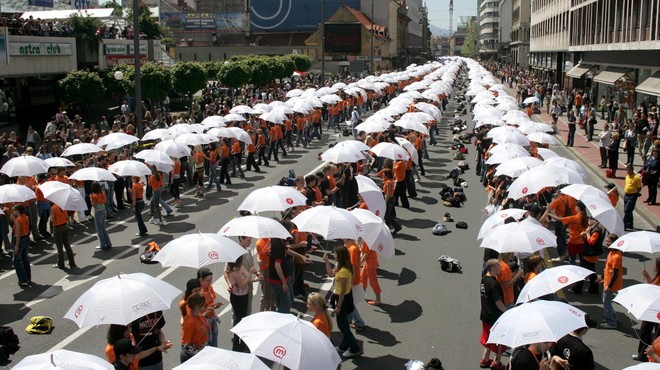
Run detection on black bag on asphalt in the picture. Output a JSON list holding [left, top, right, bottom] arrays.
[[432, 223, 450, 235], [0, 326, 19, 363], [140, 242, 161, 264], [438, 255, 462, 273], [456, 221, 468, 229]]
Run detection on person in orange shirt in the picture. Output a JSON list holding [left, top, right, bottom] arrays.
[[307, 292, 332, 338], [19, 176, 43, 240], [382, 169, 402, 234], [256, 129, 269, 167], [179, 293, 209, 363], [230, 138, 245, 179], [345, 238, 366, 331], [256, 237, 275, 311], [496, 253, 523, 308], [360, 239, 382, 305], [636, 257, 660, 360], [284, 118, 295, 151], [548, 201, 588, 267], [599, 233, 622, 329], [295, 114, 308, 148], [131, 176, 148, 237], [197, 267, 223, 347], [170, 157, 183, 207], [245, 131, 260, 172], [524, 254, 544, 283], [12, 204, 31, 287], [205, 143, 221, 192], [267, 124, 280, 162], [393, 160, 409, 209], [192, 145, 207, 197], [50, 203, 76, 269], [90, 182, 112, 250]]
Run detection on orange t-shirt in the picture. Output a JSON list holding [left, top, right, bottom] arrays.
[[89, 191, 107, 208], [394, 161, 406, 182], [14, 214, 29, 237], [194, 151, 204, 165], [220, 145, 230, 159], [51, 204, 68, 227], [347, 242, 361, 286], [181, 312, 209, 347], [496, 261, 515, 305], [148, 174, 163, 191], [312, 313, 331, 338], [604, 251, 623, 292], [524, 271, 537, 284], [133, 182, 144, 200], [231, 141, 241, 155], [383, 179, 394, 197], [256, 238, 271, 271], [561, 214, 587, 244]]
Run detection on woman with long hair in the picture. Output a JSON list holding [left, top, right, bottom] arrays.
[[323, 245, 361, 358], [131, 176, 148, 237], [633, 257, 660, 361], [179, 293, 209, 363], [307, 292, 333, 338], [227, 255, 261, 352], [90, 182, 112, 250], [549, 200, 589, 269], [197, 267, 223, 348], [148, 165, 171, 226]]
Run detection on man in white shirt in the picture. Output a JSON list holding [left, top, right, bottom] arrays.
[[598, 124, 611, 168]]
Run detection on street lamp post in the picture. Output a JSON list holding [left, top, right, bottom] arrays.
[[132, 0, 143, 138], [321, 0, 325, 84]]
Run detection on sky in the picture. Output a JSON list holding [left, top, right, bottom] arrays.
[[426, 0, 478, 32]]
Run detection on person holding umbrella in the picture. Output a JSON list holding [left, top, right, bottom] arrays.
[[479, 259, 507, 370], [179, 293, 209, 363], [90, 182, 112, 250], [599, 234, 622, 329], [197, 267, 223, 347], [632, 256, 660, 361], [510, 342, 569, 369], [50, 202, 76, 269], [132, 176, 148, 237], [547, 200, 589, 268]]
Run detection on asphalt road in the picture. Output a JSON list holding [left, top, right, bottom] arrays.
[[0, 91, 653, 370]]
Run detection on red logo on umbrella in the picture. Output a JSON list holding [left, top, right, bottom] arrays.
[[557, 276, 569, 284], [113, 168, 119, 173], [397, 154, 402, 159], [617, 240, 624, 247], [377, 244, 384, 252], [223, 226, 230, 233], [355, 224, 362, 232], [375, 210, 380, 216], [522, 187, 528, 194], [285, 198, 294, 205], [208, 251, 219, 259], [536, 238, 545, 246], [74, 305, 84, 318], [657, 312, 660, 321], [273, 346, 286, 359], [589, 204, 597, 210], [500, 213, 508, 218]]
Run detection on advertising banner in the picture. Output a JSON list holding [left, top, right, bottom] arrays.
[[161, 12, 244, 32], [250, 0, 360, 32], [27, 0, 54, 7], [8, 42, 73, 56], [325, 23, 361, 53], [0, 28, 7, 65]]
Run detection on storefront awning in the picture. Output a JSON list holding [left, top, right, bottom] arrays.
[[566, 64, 593, 78], [593, 68, 631, 85], [636, 72, 660, 97]]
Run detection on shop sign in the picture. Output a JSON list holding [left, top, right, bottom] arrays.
[[9, 42, 72, 56]]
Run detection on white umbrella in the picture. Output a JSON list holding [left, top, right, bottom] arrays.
[[488, 143, 529, 157], [291, 205, 364, 240], [319, 94, 342, 105], [237, 186, 308, 214], [219, 216, 292, 239], [477, 208, 528, 240], [285, 89, 304, 98], [44, 157, 75, 168], [526, 132, 559, 145], [175, 133, 211, 146], [61, 143, 104, 157], [494, 157, 544, 178], [355, 175, 386, 218], [394, 117, 429, 135], [610, 231, 660, 254], [480, 219, 557, 253], [523, 96, 540, 105], [395, 137, 419, 165], [519, 122, 554, 134], [485, 151, 529, 166], [351, 209, 394, 259], [535, 148, 560, 160], [230, 312, 341, 370], [225, 127, 252, 145], [516, 265, 596, 304], [320, 146, 365, 164], [154, 140, 192, 158], [69, 167, 117, 182], [259, 110, 286, 125], [623, 364, 660, 370], [13, 349, 113, 370], [141, 128, 175, 141], [0, 184, 36, 203], [0, 156, 49, 177], [201, 115, 227, 129], [224, 113, 247, 122], [38, 181, 87, 212], [507, 165, 586, 199], [487, 126, 522, 139], [487, 300, 587, 348], [491, 131, 531, 146], [108, 160, 152, 177], [96, 132, 139, 151], [354, 118, 389, 133], [613, 284, 660, 323], [545, 157, 588, 179], [168, 124, 194, 136], [153, 233, 247, 268], [560, 184, 624, 234], [134, 149, 175, 173], [370, 142, 410, 161], [64, 272, 181, 328], [230, 105, 255, 115], [172, 346, 270, 370], [334, 140, 370, 152]]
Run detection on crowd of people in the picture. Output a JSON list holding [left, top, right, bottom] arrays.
[[0, 15, 73, 37]]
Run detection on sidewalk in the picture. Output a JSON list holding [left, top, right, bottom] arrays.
[[531, 104, 660, 231]]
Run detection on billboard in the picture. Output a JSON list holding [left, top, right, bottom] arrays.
[[250, 0, 360, 32], [325, 23, 361, 53], [160, 12, 245, 33], [27, 0, 54, 7]]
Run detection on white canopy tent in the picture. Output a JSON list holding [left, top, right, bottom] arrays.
[[20, 8, 114, 20]]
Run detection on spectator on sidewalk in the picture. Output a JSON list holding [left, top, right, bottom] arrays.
[[624, 119, 638, 166], [643, 148, 660, 205], [623, 164, 643, 230], [567, 110, 577, 147], [608, 132, 621, 178], [586, 107, 598, 141], [598, 124, 612, 168]]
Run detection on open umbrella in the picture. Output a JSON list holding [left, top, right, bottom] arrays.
[[230, 312, 341, 370], [351, 209, 394, 259], [237, 186, 308, 214], [97, 132, 139, 151], [219, 216, 292, 239], [64, 272, 181, 328], [370, 142, 410, 161], [134, 149, 175, 173], [613, 284, 660, 323], [610, 231, 660, 254], [154, 140, 191, 158], [394, 113, 430, 135], [201, 115, 227, 129], [487, 300, 587, 348], [224, 113, 247, 122], [395, 137, 419, 165], [545, 157, 588, 179], [291, 205, 364, 240], [560, 184, 624, 235], [490, 131, 531, 146], [523, 96, 540, 105], [488, 143, 529, 157], [355, 175, 386, 218], [480, 219, 557, 253], [535, 148, 560, 160], [0, 156, 49, 177], [354, 118, 390, 133], [175, 133, 212, 146], [69, 167, 117, 182], [334, 140, 370, 152], [13, 349, 113, 370], [516, 265, 595, 304], [38, 181, 87, 212], [623, 364, 660, 370], [485, 151, 529, 166], [526, 132, 559, 145], [507, 165, 586, 200], [477, 208, 528, 240], [172, 346, 269, 370], [494, 157, 544, 178], [44, 157, 76, 168], [230, 105, 255, 115], [0, 184, 36, 204], [153, 233, 247, 268], [108, 160, 152, 177], [141, 128, 175, 141], [320, 146, 365, 164], [61, 143, 104, 157]]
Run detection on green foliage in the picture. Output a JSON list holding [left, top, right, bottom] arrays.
[[461, 20, 479, 57], [123, 62, 172, 101], [68, 14, 101, 51], [278, 56, 296, 79], [59, 70, 105, 106], [245, 58, 272, 87], [103, 65, 132, 95], [288, 54, 311, 72], [218, 62, 251, 88], [172, 62, 208, 95], [269, 58, 285, 81], [202, 61, 220, 80], [125, 2, 163, 39]]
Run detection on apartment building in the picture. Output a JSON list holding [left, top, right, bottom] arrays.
[[478, 0, 500, 59]]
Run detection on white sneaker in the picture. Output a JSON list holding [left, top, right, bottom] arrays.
[[154, 220, 164, 226], [149, 218, 155, 224], [342, 349, 362, 358]]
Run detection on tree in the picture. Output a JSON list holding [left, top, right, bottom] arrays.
[[461, 20, 479, 57], [278, 56, 296, 79], [59, 70, 105, 106], [172, 62, 207, 110], [269, 57, 286, 80], [125, 2, 163, 39], [288, 54, 311, 72], [218, 62, 251, 88], [202, 61, 220, 80], [103, 65, 132, 96], [123, 62, 172, 102], [246, 57, 272, 87], [68, 13, 101, 51]]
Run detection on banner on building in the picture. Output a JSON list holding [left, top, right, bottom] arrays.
[[325, 23, 361, 53], [27, 0, 54, 7], [250, 0, 360, 32], [0, 28, 7, 65], [160, 12, 245, 32]]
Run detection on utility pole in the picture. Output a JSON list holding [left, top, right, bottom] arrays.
[[321, 0, 325, 84], [133, 0, 143, 137], [370, 0, 374, 74], [449, 0, 454, 34]]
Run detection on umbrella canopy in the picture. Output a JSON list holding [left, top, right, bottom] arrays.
[[488, 143, 529, 157], [523, 96, 540, 105], [135, 150, 175, 173], [485, 151, 529, 166], [291, 205, 364, 240], [219, 216, 292, 239], [487, 300, 587, 348], [0, 184, 36, 203], [613, 284, 660, 323], [141, 128, 175, 141], [224, 113, 247, 122], [545, 157, 588, 179], [108, 160, 152, 177], [334, 140, 370, 152], [230, 312, 341, 370], [507, 165, 586, 199], [0, 156, 49, 177], [480, 219, 557, 253], [153, 233, 247, 268], [370, 142, 410, 161], [516, 265, 595, 304], [535, 148, 560, 160], [64, 272, 181, 328], [154, 140, 192, 158], [526, 132, 559, 145], [96, 132, 139, 151], [13, 349, 113, 370], [610, 231, 660, 254], [172, 346, 270, 370], [477, 208, 528, 240], [237, 186, 308, 214], [395, 137, 419, 165], [394, 114, 430, 135], [69, 167, 116, 182], [61, 143, 104, 157], [623, 364, 660, 370], [354, 118, 390, 133], [44, 157, 75, 168], [38, 181, 87, 212], [494, 157, 544, 178], [211, 127, 252, 145], [355, 175, 386, 218], [175, 133, 212, 146], [200, 115, 227, 129], [561, 184, 624, 235], [320, 146, 365, 164], [230, 105, 255, 115], [351, 209, 395, 259], [491, 131, 531, 146]]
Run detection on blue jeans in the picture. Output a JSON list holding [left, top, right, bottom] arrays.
[[37, 200, 50, 235], [94, 208, 111, 249], [624, 194, 638, 228], [13, 236, 31, 284], [347, 305, 365, 327], [105, 184, 115, 214], [207, 316, 218, 347], [336, 306, 360, 353], [207, 164, 221, 189], [602, 290, 617, 326], [271, 282, 291, 314], [135, 201, 148, 235]]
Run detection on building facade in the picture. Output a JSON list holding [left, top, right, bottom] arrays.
[[498, 0, 512, 64], [510, 0, 530, 68], [529, 0, 570, 85], [478, 0, 500, 59]]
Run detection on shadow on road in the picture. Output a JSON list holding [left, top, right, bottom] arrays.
[[0, 303, 31, 325], [372, 299, 423, 323], [343, 352, 409, 368], [360, 326, 401, 347]]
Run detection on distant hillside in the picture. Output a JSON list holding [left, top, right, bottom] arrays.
[[429, 24, 451, 36]]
